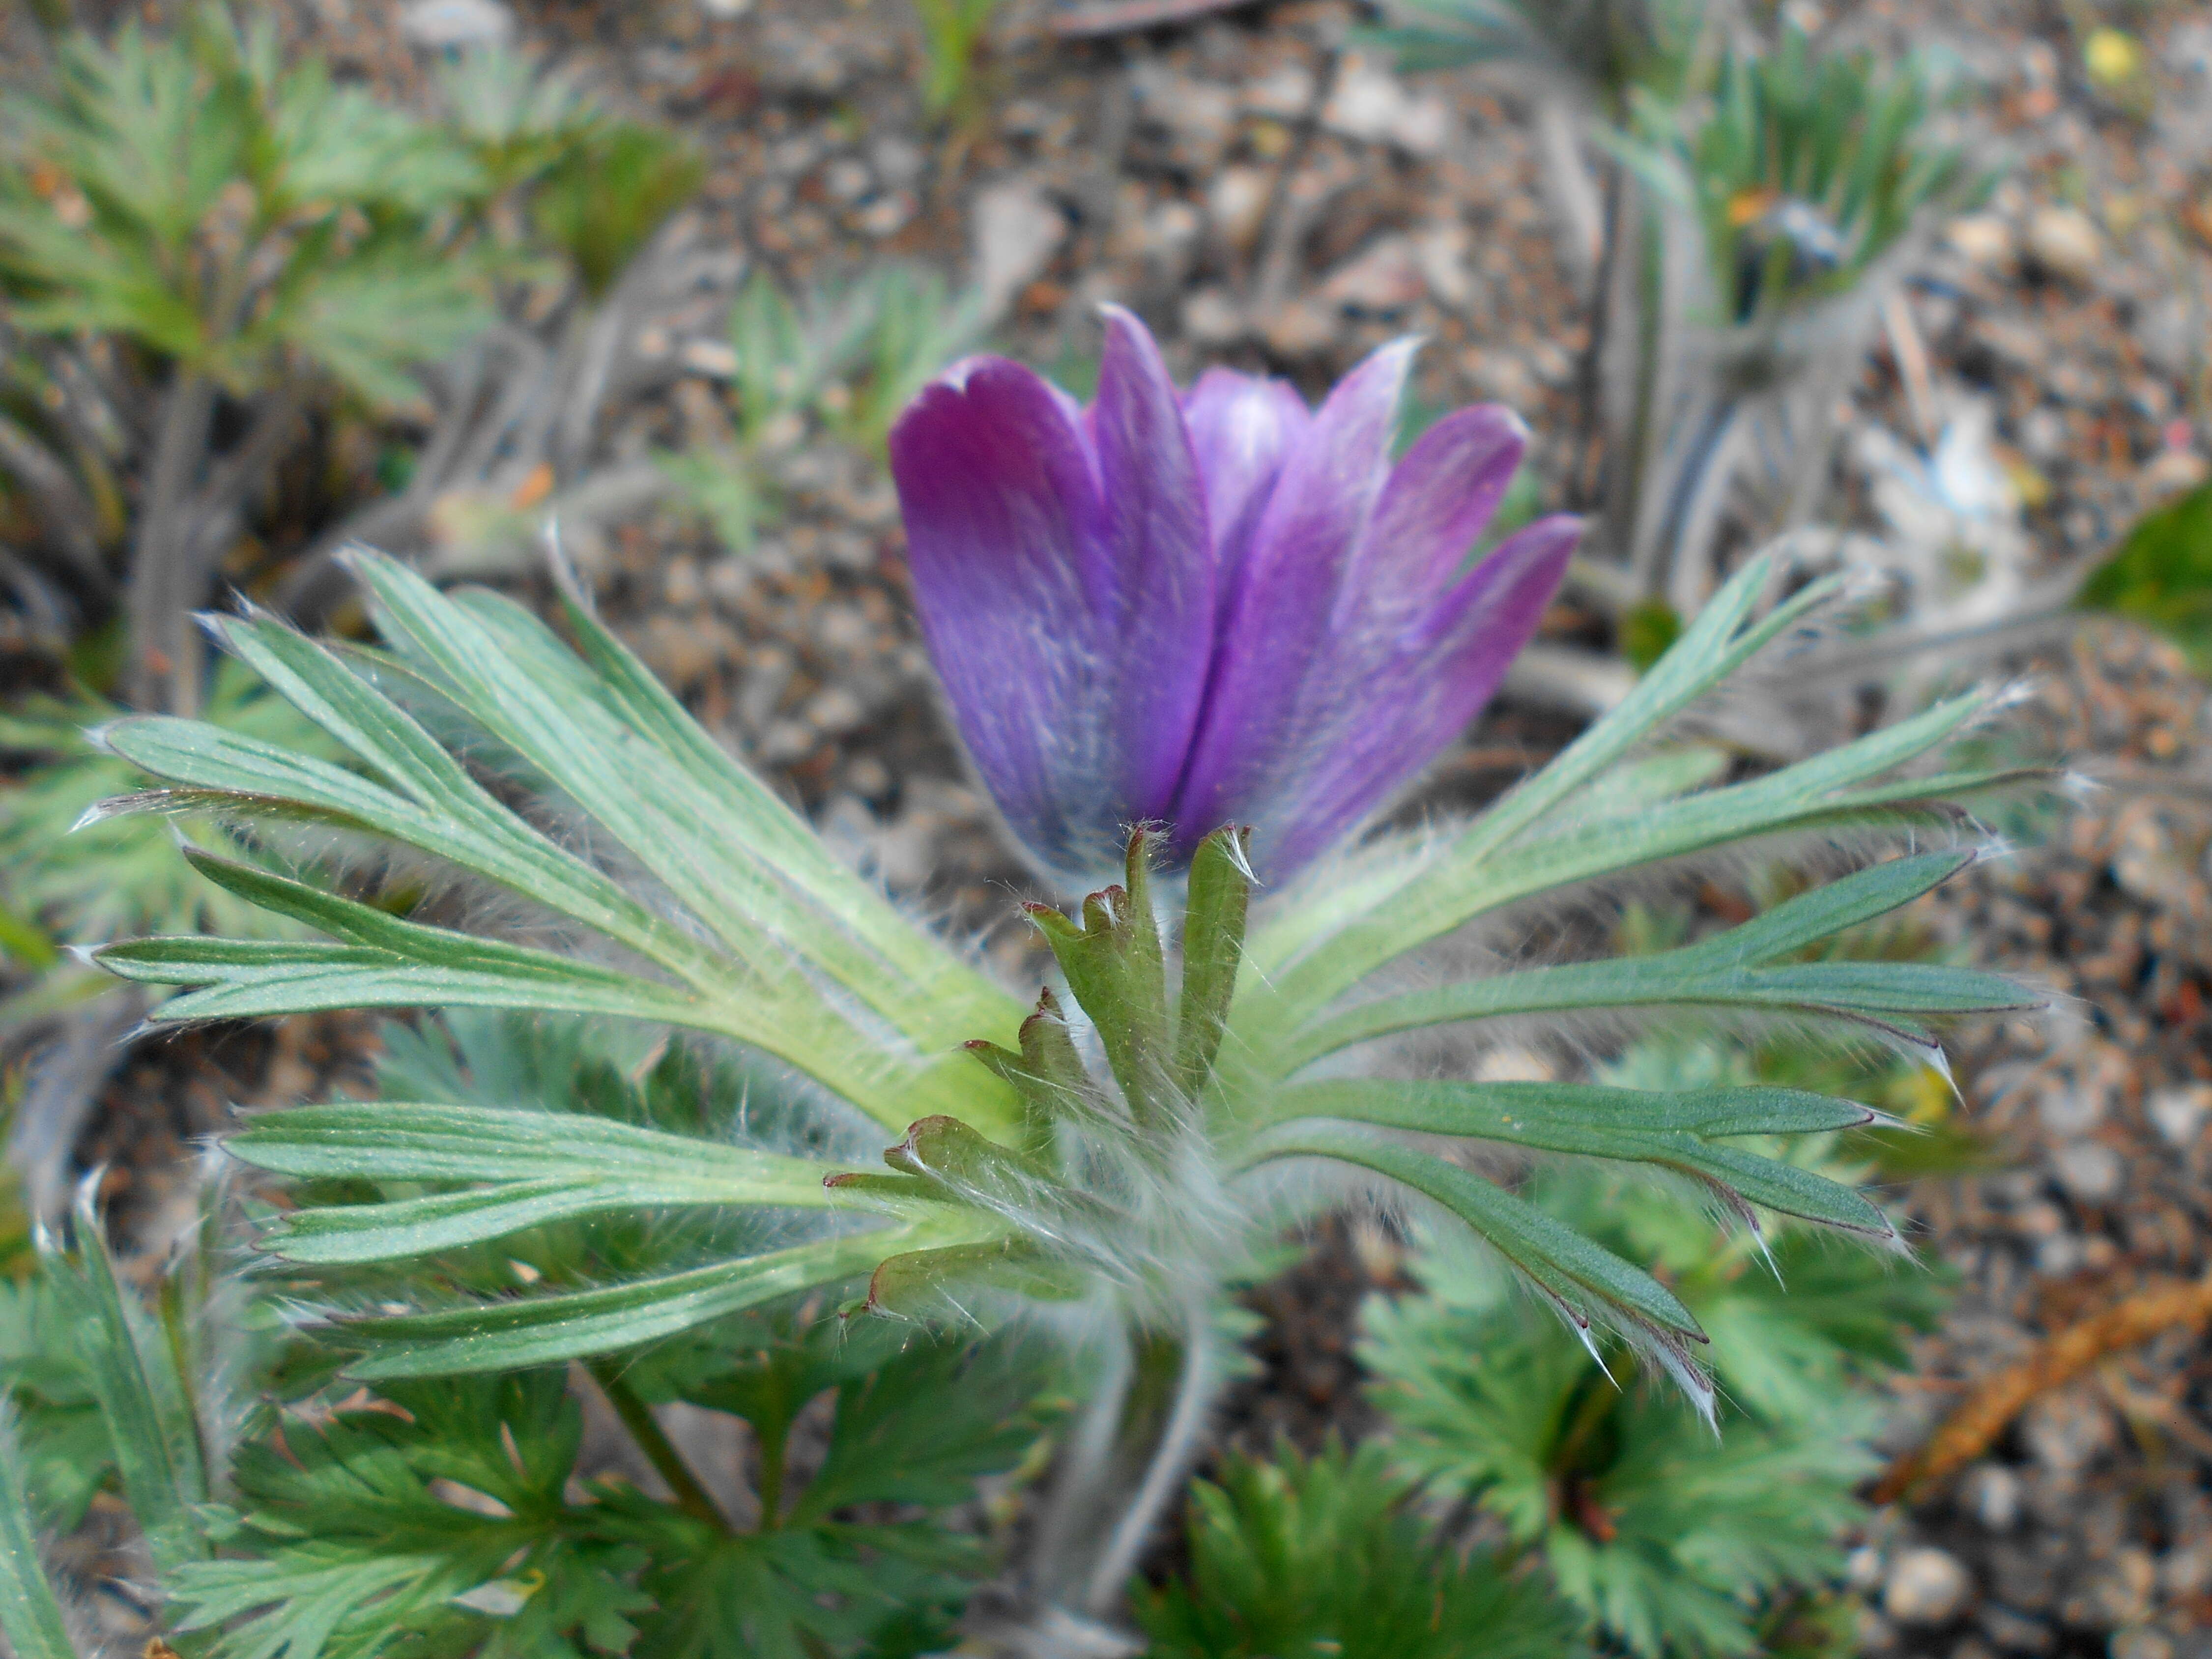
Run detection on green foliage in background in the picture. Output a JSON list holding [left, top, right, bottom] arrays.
[[1370, 0, 1714, 115], [668, 264, 986, 551], [1628, 26, 1977, 330], [913, 0, 1002, 122], [0, 8, 487, 404], [1133, 1439, 1579, 1659], [2077, 476, 2212, 676], [1363, 1038, 1949, 1658], [0, 1014, 1047, 1659]]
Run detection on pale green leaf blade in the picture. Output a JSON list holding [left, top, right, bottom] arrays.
[[1253, 1124, 1703, 1343], [337, 1222, 983, 1377], [1265, 1080, 1891, 1236], [0, 1404, 81, 1659]]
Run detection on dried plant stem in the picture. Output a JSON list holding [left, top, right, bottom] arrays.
[[585, 1359, 730, 1532], [1872, 1267, 2212, 1504]]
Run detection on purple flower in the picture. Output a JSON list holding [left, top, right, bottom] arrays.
[[888, 308, 1579, 887]]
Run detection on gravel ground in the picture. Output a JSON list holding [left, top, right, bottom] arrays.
[[24, 0, 2212, 1649]]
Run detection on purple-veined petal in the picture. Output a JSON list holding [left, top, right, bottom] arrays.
[[889, 355, 1122, 878], [1264, 514, 1580, 877], [1180, 366, 1311, 586], [1340, 403, 1528, 632], [1171, 338, 1419, 852], [1089, 307, 1216, 819]]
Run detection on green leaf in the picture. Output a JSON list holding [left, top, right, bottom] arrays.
[[0, 1403, 80, 1659], [337, 1220, 988, 1377], [1253, 1124, 1711, 1409], [1131, 1440, 1579, 1659], [1175, 826, 1253, 1094], [42, 1191, 206, 1569], [93, 852, 711, 1030], [1280, 851, 2032, 1068], [1242, 546, 2029, 1030], [230, 1102, 865, 1265], [2078, 476, 2212, 675], [1264, 1079, 1891, 1236]]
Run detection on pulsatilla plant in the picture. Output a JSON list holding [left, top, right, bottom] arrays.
[[74, 329, 2036, 1644]]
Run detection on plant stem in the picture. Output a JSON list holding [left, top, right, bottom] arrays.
[[128, 372, 216, 712], [586, 1359, 729, 1532], [1080, 1301, 1220, 1617]]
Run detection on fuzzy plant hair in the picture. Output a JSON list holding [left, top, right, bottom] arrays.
[[70, 543, 2040, 1640]]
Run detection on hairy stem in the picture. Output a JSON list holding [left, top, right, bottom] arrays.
[[586, 1360, 729, 1532], [1080, 1302, 1220, 1616]]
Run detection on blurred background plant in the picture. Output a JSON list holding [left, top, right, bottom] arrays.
[[1131, 1439, 1581, 1659], [0, 6, 718, 1225], [914, 0, 1005, 125], [0, 1141, 1051, 1659], [0, 5, 492, 715], [1379, 0, 1987, 704], [1362, 1053, 1952, 1657], [662, 263, 987, 553]]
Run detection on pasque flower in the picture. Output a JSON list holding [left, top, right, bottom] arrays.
[[888, 308, 1579, 886]]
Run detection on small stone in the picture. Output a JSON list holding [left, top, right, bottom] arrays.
[[678, 339, 739, 379], [1207, 166, 1272, 250], [1319, 235, 1426, 311], [822, 158, 872, 203], [400, 0, 514, 47], [843, 755, 891, 800], [2162, 1541, 2212, 1598], [2035, 1232, 2084, 1277], [1848, 1546, 1887, 1590], [853, 193, 917, 238], [2026, 206, 2103, 285], [2148, 1086, 2212, 1146], [2110, 1631, 2174, 1659], [1322, 55, 1451, 154], [804, 686, 866, 735], [971, 180, 1068, 319], [1966, 1463, 2023, 1531], [2022, 1388, 2116, 1476], [2051, 1140, 2123, 1204], [1887, 1548, 1974, 1626], [1947, 213, 2015, 270], [1258, 298, 1337, 357], [756, 719, 816, 765], [1242, 63, 1318, 118]]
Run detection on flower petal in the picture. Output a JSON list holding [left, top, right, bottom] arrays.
[[1180, 366, 1310, 585], [1266, 515, 1580, 877], [1341, 403, 1528, 631], [888, 355, 1123, 879], [1090, 306, 1216, 819], [1171, 338, 1418, 853]]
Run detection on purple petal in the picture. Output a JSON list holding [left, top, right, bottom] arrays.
[[1170, 339, 1418, 851], [1090, 307, 1216, 819], [1265, 515, 1580, 876], [1341, 404, 1528, 632], [1180, 367, 1310, 585], [889, 355, 1123, 877]]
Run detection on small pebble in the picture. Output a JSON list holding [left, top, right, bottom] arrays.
[[2110, 1630, 2174, 1659], [2026, 206, 2103, 285], [1886, 1547, 1975, 1626], [2146, 1086, 2211, 1146], [1967, 1463, 2023, 1531], [2052, 1141, 2124, 1204]]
